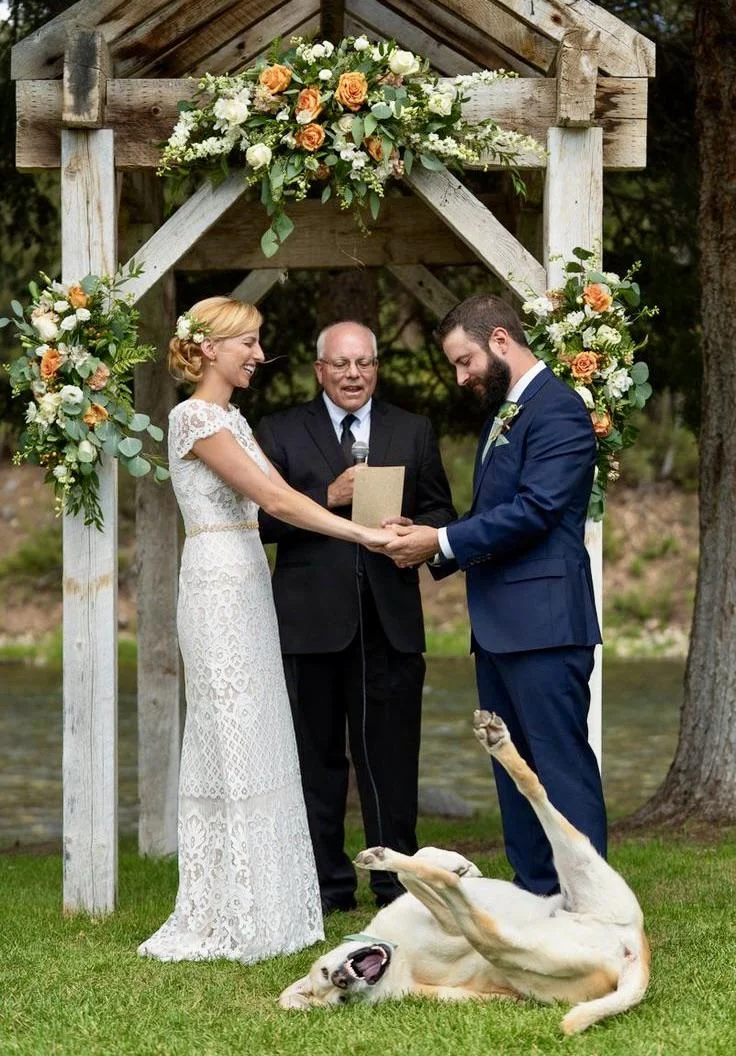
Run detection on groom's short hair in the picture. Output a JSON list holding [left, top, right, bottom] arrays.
[[436, 295, 529, 350]]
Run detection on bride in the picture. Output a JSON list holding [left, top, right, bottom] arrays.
[[138, 297, 394, 963]]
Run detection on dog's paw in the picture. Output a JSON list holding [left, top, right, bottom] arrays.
[[473, 710, 510, 753], [354, 846, 387, 870], [414, 846, 482, 877]]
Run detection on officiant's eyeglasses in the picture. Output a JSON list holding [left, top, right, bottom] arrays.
[[320, 357, 377, 374]]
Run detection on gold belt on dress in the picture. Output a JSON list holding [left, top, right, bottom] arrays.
[[187, 520, 260, 537]]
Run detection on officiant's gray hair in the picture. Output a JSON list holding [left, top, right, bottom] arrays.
[[316, 321, 379, 360]]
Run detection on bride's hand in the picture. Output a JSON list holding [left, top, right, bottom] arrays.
[[360, 526, 396, 551]]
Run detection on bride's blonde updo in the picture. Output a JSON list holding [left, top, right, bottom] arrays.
[[168, 296, 263, 383]]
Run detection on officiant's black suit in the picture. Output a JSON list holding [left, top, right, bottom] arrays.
[[256, 395, 455, 909]]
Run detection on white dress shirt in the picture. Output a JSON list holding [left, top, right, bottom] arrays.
[[437, 360, 548, 560], [323, 392, 372, 449]]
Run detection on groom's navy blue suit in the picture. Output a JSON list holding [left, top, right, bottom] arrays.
[[441, 365, 605, 894]]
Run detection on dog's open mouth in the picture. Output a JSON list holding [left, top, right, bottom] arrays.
[[345, 943, 392, 985]]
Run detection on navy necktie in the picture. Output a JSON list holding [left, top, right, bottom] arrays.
[[340, 413, 357, 464]]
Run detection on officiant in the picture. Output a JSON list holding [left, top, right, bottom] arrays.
[[256, 321, 456, 914]]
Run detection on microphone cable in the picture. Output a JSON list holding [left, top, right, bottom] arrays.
[[351, 439, 384, 848]]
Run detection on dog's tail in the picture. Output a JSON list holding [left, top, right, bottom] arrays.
[[560, 932, 651, 1035]]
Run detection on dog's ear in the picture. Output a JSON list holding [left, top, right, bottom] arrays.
[[279, 976, 314, 1010]]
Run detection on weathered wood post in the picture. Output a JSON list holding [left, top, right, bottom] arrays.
[[60, 30, 118, 914], [544, 28, 604, 765]]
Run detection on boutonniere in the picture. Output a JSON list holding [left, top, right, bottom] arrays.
[[490, 402, 522, 448]]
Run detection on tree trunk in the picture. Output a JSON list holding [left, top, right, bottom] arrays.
[[629, 0, 736, 826]]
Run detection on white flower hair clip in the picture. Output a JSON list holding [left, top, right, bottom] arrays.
[[175, 311, 211, 344]]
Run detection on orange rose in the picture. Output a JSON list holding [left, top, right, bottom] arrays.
[[67, 285, 89, 309], [295, 87, 322, 120], [82, 402, 109, 427], [591, 410, 613, 437], [583, 283, 613, 313], [335, 71, 368, 111], [570, 351, 599, 383], [365, 136, 383, 162], [40, 347, 62, 380], [295, 123, 325, 152], [88, 363, 111, 391], [314, 164, 331, 181], [259, 64, 292, 94]]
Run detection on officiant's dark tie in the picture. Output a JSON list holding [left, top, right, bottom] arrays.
[[340, 413, 357, 464]]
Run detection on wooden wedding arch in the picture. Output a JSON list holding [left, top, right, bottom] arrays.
[[12, 0, 654, 915]]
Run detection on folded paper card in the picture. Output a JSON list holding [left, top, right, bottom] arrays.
[[351, 465, 405, 528]]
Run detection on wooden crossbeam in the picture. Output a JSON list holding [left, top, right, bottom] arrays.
[[404, 166, 545, 299], [16, 75, 648, 171], [555, 27, 601, 127], [191, 2, 320, 77], [386, 264, 459, 320], [230, 269, 288, 303], [439, 0, 655, 77], [343, 9, 479, 76], [121, 175, 249, 303]]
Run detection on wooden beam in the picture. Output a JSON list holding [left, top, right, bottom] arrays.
[[121, 174, 250, 303], [544, 125, 604, 766], [555, 27, 601, 127], [405, 166, 546, 299], [343, 10, 479, 77], [16, 75, 648, 171], [191, 3, 320, 77], [169, 193, 511, 270], [386, 264, 459, 319], [62, 28, 110, 127], [61, 127, 118, 915], [372, 0, 556, 75], [438, 0, 655, 77], [321, 0, 345, 43], [231, 269, 288, 303]]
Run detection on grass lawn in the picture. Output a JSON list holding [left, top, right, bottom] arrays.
[[1, 817, 735, 1056]]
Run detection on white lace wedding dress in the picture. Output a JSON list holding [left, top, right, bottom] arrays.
[[137, 398, 323, 963]]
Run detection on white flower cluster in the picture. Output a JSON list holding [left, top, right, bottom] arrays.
[[295, 39, 335, 63], [176, 312, 209, 344]]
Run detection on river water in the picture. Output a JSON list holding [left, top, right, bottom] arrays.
[[0, 656, 683, 848]]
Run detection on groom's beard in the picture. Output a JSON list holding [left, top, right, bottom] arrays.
[[471, 353, 512, 412]]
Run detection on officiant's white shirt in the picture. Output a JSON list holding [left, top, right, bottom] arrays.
[[437, 359, 547, 560], [323, 391, 372, 446]]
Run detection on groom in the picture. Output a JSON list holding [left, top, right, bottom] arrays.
[[383, 295, 606, 895]]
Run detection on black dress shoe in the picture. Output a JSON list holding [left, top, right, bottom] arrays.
[[321, 897, 357, 915]]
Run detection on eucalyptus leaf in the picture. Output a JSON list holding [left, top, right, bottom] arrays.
[[129, 413, 151, 432], [126, 455, 152, 478], [630, 362, 649, 384], [118, 436, 143, 458], [370, 103, 392, 120], [0, 318, 10, 328], [572, 247, 595, 260], [369, 191, 381, 221], [273, 212, 294, 241], [321, 185, 332, 203], [403, 148, 414, 175], [154, 465, 171, 482], [363, 114, 378, 136], [260, 227, 280, 258], [419, 153, 444, 171], [351, 116, 364, 145], [11, 300, 24, 317], [146, 424, 164, 442]]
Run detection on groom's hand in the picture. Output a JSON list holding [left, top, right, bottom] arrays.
[[384, 525, 439, 567]]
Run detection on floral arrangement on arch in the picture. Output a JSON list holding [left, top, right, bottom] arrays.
[[522, 248, 656, 520], [160, 34, 545, 257], [1, 264, 169, 530]]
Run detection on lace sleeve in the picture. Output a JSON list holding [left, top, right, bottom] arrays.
[[170, 400, 229, 460]]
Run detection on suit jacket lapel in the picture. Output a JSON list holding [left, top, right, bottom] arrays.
[[305, 395, 346, 478], [471, 367, 553, 505], [366, 400, 394, 466]]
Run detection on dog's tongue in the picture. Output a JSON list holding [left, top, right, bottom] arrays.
[[353, 949, 385, 983]]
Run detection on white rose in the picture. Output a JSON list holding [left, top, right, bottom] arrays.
[[77, 439, 97, 462], [575, 385, 595, 410], [595, 324, 622, 347], [32, 312, 59, 342], [38, 392, 62, 423], [605, 368, 634, 400], [60, 384, 84, 406], [321, 41, 334, 57], [176, 316, 191, 339], [389, 49, 420, 76], [213, 94, 250, 126], [337, 114, 355, 133], [60, 314, 78, 332], [318, 68, 333, 81], [427, 92, 454, 116], [75, 307, 91, 322], [353, 35, 370, 51], [311, 43, 325, 58], [25, 401, 38, 423], [54, 300, 70, 313], [245, 143, 272, 170]]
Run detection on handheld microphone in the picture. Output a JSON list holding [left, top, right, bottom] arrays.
[[351, 440, 369, 465]]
